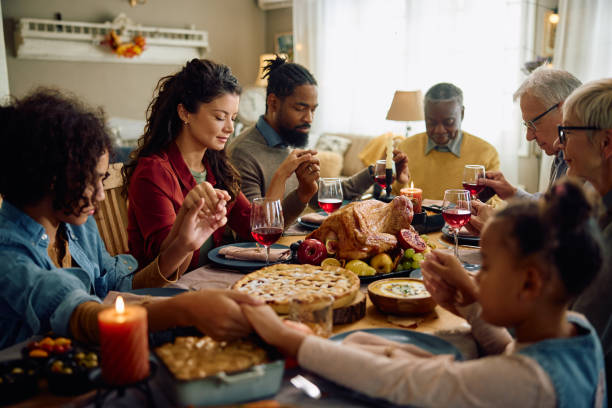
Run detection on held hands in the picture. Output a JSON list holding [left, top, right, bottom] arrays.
[[465, 200, 494, 234], [421, 250, 478, 316], [175, 289, 263, 341], [482, 170, 517, 200], [279, 149, 319, 180], [392, 149, 411, 185], [267, 149, 319, 202], [241, 304, 308, 358], [295, 150, 321, 204]]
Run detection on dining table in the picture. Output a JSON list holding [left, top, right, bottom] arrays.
[[1, 223, 481, 408]]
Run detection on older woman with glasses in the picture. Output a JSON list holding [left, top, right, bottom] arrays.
[[555, 77, 612, 394]]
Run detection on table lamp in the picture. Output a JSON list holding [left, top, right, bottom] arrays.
[[386, 90, 425, 136]]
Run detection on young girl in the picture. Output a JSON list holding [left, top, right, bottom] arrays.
[[124, 59, 316, 272], [0, 89, 261, 348], [242, 179, 607, 407]]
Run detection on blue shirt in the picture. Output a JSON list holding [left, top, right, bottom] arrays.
[[256, 115, 287, 148], [425, 131, 463, 157], [0, 201, 137, 349]]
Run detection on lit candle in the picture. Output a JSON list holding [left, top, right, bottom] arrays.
[[98, 296, 149, 385], [400, 181, 423, 213]]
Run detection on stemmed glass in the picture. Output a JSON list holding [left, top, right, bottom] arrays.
[[318, 178, 343, 214], [374, 160, 396, 197], [462, 165, 485, 198], [442, 189, 472, 259], [250, 198, 284, 265]]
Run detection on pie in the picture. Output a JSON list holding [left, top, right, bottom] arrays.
[[232, 264, 360, 314], [155, 336, 269, 380]]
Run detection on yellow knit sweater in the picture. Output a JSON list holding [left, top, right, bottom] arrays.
[[392, 131, 500, 201]]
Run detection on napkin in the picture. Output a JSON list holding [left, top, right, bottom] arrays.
[[300, 212, 328, 225], [457, 226, 479, 237], [218, 246, 290, 262]]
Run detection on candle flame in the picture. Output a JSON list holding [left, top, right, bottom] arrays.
[[410, 181, 414, 189], [115, 296, 125, 314]]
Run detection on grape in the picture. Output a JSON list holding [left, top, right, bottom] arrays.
[[404, 248, 416, 259], [411, 260, 420, 269], [400, 261, 412, 271], [414, 253, 425, 262]]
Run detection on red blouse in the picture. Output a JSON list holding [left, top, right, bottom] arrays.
[[127, 141, 252, 270]]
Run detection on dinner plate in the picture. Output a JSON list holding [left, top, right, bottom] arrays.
[[330, 328, 463, 361], [441, 225, 480, 245], [207, 242, 290, 271], [359, 268, 422, 283], [297, 210, 328, 230], [130, 288, 187, 297]]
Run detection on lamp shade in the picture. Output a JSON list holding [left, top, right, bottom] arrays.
[[255, 53, 288, 87], [386, 90, 425, 121]]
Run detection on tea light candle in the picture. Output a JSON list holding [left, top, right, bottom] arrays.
[[400, 182, 423, 213], [98, 296, 149, 385]]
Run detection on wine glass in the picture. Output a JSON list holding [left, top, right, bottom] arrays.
[[462, 165, 485, 198], [250, 198, 284, 265], [442, 189, 472, 259], [374, 160, 396, 198], [318, 178, 343, 214]]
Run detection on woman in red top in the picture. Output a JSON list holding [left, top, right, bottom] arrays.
[[124, 59, 313, 272]]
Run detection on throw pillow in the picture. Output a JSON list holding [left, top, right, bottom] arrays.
[[315, 134, 352, 157], [317, 151, 344, 178]]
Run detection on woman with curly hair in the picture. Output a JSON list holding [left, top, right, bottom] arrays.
[[0, 89, 261, 348], [124, 58, 314, 271]]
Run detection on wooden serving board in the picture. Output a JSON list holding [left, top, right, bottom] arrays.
[[333, 290, 366, 325]]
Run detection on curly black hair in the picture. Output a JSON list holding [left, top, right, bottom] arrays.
[[494, 178, 604, 300], [0, 88, 112, 215], [123, 58, 242, 201], [262, 55, 317, 113]]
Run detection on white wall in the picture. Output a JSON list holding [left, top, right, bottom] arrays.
[[0, 0, 10, 101], [2, 0, 267, 120]]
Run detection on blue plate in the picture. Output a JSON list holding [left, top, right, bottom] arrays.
[[130, 288, 187, 297], [330, 328, 463, 361], [442, 225, 480, 245], [297, 210, 328, 230], [207, 242, 290, 271]]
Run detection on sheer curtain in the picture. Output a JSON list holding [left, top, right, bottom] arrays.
[[294, 0, 525, 182]]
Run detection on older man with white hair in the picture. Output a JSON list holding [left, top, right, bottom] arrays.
[[557, 78, 612, 394], [468, 67, 582, 230]]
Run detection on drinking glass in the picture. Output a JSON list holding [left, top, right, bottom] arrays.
[[318, 178, 343, 214], [442, 189, 472, 259], [374, 160, 396, 194], [462, 165, 486, 197], [250, 198, 284, 265], [288, 295, 334, 338]]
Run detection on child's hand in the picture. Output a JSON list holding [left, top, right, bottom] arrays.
[[422, 250, 478, 314], [241, 304, 308, 358]]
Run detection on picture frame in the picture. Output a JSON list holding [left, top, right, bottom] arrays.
[[274, 32, 293, 59]]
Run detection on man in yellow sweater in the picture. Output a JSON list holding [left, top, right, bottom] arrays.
[[392, 83, 500, 200]]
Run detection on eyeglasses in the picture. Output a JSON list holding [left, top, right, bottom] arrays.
[[522, 103, 559, 131], [557, 126, 600, 144]]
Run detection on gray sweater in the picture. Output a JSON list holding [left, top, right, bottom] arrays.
[[228, 125, 372, 225]]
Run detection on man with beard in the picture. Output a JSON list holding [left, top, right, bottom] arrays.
[[392, 82, 500, 201], [228, 56, 409, 223]]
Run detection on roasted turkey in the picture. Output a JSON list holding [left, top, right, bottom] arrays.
[[307, 196, 414, 260]]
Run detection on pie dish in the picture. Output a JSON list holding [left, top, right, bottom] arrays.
[[232, 264, 360, 314]]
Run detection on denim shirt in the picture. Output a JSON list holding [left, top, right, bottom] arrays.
[[0, 202, 137, 349], [518, 314, 607, 408]]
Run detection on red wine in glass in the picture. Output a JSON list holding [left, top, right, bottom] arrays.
[[462, 182, 485, 196], [442, 208, 472, 229], [318, 198, 342, 214], [375, 174, 396, 189], [251, 227, 283, 247]]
